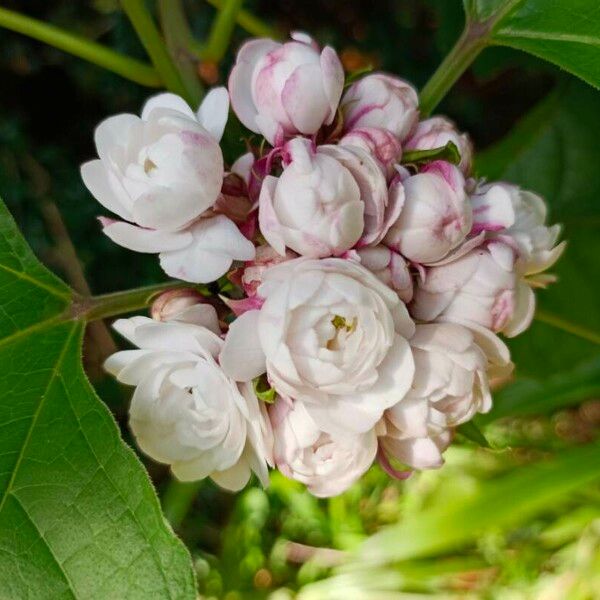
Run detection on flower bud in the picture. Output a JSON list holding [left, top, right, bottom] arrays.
[[383, 161, 472, 264], [229, 33, 344, 145], [411, 242, 535, 337], [151, 288, 206, 321], [319, 144, 399, 245], [258, 138, 364, 257], [270, 398, 377, 497], [339, 126, 402, 178], [241, 245, 296, 297], [355, 245, 413, 302], [341, 73, 419, 141], [404, 116, 473, 174], [471, 182, 565, 276]]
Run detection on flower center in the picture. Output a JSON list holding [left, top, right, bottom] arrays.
[[327, 315, 357, 350]]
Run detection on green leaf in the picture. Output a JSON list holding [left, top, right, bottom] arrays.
[[353, 441, 600, 565], [456, 421, 491, 447], [401, 141, 461, 166], [477, 80, 600, 378], [0, 200, 195, 598], [465, 0, 600, 91]]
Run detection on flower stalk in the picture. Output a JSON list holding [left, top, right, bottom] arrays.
[[0, 6, 161, 87]]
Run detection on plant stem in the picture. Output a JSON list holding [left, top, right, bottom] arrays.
[[202, 0, 243, 62], [204, 0, 278, 40], [161, 479, 202, 528], [158, 0, 203, 106], [419, 23, 488, 116], [81, 281, 187, 322], [120, 0, 189, 100], [535, 310, 600, 346], [0, 6, 160, 87]]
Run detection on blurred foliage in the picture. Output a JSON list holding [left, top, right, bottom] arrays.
[[1, 1, 599, 598]]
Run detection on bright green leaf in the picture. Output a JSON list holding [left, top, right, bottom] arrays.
[[0, 200, 196, 599], [401, 141, 461, 166], [465, 0, 600, 91]]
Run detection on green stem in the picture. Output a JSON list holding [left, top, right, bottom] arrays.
[[158, 0, 203, 106], [534, 310, 600, 346], [419, 23, 487, 116], [162, 479, 202, 528], [202, 0, 243, 62], [0, 6, 160, 87], [82, 281, 187, 322], [204, 0, 278, 40], [120, 0, 189, 101]]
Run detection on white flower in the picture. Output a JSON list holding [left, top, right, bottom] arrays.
[[339, 126, 402, 178], [219, 257, 415, 435], [379, 322, 511, 469], [228, 32, 344, 145], [82, 89, 255, 283], [471, 182, 566, 276], [383, 161, 472, 264], [354, 245, 413, 303], [405, 116, 473, 174], [411, 241, 535, 337], [341, 73, 419, 141], [258, 137, 364, 257], [104, 309, 272, 491], [270, 398, 377, 497], [319, 144, 401, 246]]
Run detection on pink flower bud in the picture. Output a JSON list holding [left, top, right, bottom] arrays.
[[228, 33, 344, 146], [341, 73, 419, 141], [405, 116, 473, 174], [150, 288, 221, 332], [339, 126, 402, 178], [470, 182, 566, 276], [258, 138, 364, 257], [319, 144, 399, 246], [151, 288, 204, 318], [384, 162, 472, 264], [410, 242, 535, 337], [241, 244, 295, 297]]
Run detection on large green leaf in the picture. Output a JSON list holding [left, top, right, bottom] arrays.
[[476, 80, 600, 378], [464, 0, 600, 90], [0, 200, 195, 599]]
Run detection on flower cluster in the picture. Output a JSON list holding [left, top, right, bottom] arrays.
[[89, 34, 565, 496]]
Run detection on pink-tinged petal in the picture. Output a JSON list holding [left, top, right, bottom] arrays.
[[426, 231, 486, 267], [196, 87, 230, 141], [159, 215, 255, 283], [258, 176, 287, 255], [223, 295, 265, 317], [81, 159, 133, 222], [376, 445, 412, 480], [470, 183, 515, 234], [141, 93, 195, 121], [219, 310, 266, 381], [228, 39, 279, 133], [320, 46, 345, 123], [101, 219, 191, 253], [281, 64, 329, 134], [94, 113, 140, 162]]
